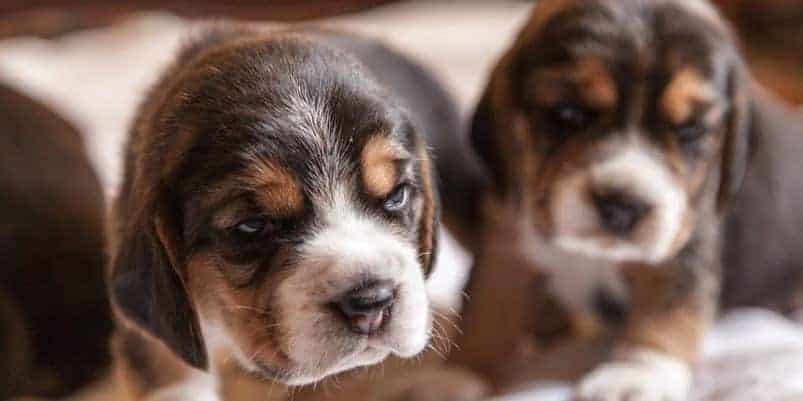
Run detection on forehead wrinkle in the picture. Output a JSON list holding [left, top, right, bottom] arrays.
[[275, 77, 335, 146]]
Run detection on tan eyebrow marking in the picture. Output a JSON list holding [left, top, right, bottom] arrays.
[[661, 68, 718, 125], [242, 158, 304, 218], [531, 58, 618, 109], [361, 135, 410, 198]]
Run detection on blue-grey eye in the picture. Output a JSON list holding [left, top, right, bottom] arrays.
[[235, 218, 268, 235], [676, 122, 706, 142], [384, 184, 410, 212]]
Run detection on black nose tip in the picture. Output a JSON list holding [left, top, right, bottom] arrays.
[[593, 192, 651, 235], [336, 281, 396, 335]]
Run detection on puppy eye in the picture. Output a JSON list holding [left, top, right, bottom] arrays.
[[383, 184, 410, 212], [234, 218, 271, 236], [547, 104, 596, 132], [675, 122, 707, 142]]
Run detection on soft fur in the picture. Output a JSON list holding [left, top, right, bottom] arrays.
[[108, 25, 457, 400], [440, 1, 803, 400], [0, 83, 111, 398]]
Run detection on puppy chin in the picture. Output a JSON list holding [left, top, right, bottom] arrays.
[[283, 347, 391, 386]]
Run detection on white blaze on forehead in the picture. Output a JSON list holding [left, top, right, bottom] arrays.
[[297, 187, 425, 291], [273, 185, 429, 383], [668, 0, 723, 24]]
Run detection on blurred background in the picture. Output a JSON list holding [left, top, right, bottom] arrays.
[[0, 1, 802, 400], [0, 0, 801, 194]]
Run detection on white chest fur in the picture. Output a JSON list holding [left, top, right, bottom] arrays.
[[518, 228, 630, 314]]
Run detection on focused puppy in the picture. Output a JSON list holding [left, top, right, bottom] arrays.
[[0, 83, 111, 398], [108, 25, 448, 400], [447, 1, 803, 400]]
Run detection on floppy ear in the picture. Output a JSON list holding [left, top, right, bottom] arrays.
[[470, 83, 508, 195], [717, 63, 753, 212], [110, 191, 208, 370], [417, 145, 440, 278], [469, 56, 529, 199]]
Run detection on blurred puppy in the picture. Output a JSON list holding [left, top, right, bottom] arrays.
[[108, 26, 448, 400], [446, 1, 803, 400], [0, 84, 111, 398]]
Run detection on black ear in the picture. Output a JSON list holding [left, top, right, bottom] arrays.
[[110, 200, 208, 370], [717, 64, 753, 212], [469, 86, 508, 195]]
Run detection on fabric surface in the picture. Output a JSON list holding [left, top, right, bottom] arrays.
[[494, 309, 803, 401]]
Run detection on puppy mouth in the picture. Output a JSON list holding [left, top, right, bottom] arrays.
[[248, 301, 417, 386]]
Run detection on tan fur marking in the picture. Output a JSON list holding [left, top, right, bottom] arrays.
[[661, 68, 717, 125], [416, 143, 436, 272], [244, 158, 304, 218], [361, 136, 407, 197], [620, 266, 711, 362], [531, 58, 618, 110]]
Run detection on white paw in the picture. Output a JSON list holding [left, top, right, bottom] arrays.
[[576, 350, 691, 401]]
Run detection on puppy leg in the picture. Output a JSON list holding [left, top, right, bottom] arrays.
[[450, 246, 551, 389], [577, 264, 717, 401]]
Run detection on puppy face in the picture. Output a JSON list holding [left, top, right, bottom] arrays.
[[111, 30, 438, 385], [472, 0, 750, 263]]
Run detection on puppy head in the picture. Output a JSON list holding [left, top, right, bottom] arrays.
[[472, 0, 751, 263], [110, 29, 438, 385]]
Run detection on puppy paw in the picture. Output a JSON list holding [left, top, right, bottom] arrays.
[[387, 366, 491, 401], [576, 350, 691, 401]]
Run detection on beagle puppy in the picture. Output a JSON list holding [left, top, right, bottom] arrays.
[[0, 84, 111, 398], [445, 1, 803, 400], [108, 25, 448, 400]]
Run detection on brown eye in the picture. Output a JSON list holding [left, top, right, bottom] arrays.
[[547, 104, 596, 132], [384, 184, 410, 212], [675, 122, 706, 142]]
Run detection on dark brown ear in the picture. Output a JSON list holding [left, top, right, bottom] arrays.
[[717, 63, 753, 212], [469, 83, 508, 196], [110, 193, 208, 370], [469, 57, 529, 201], [417, 145, 440, 278]]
